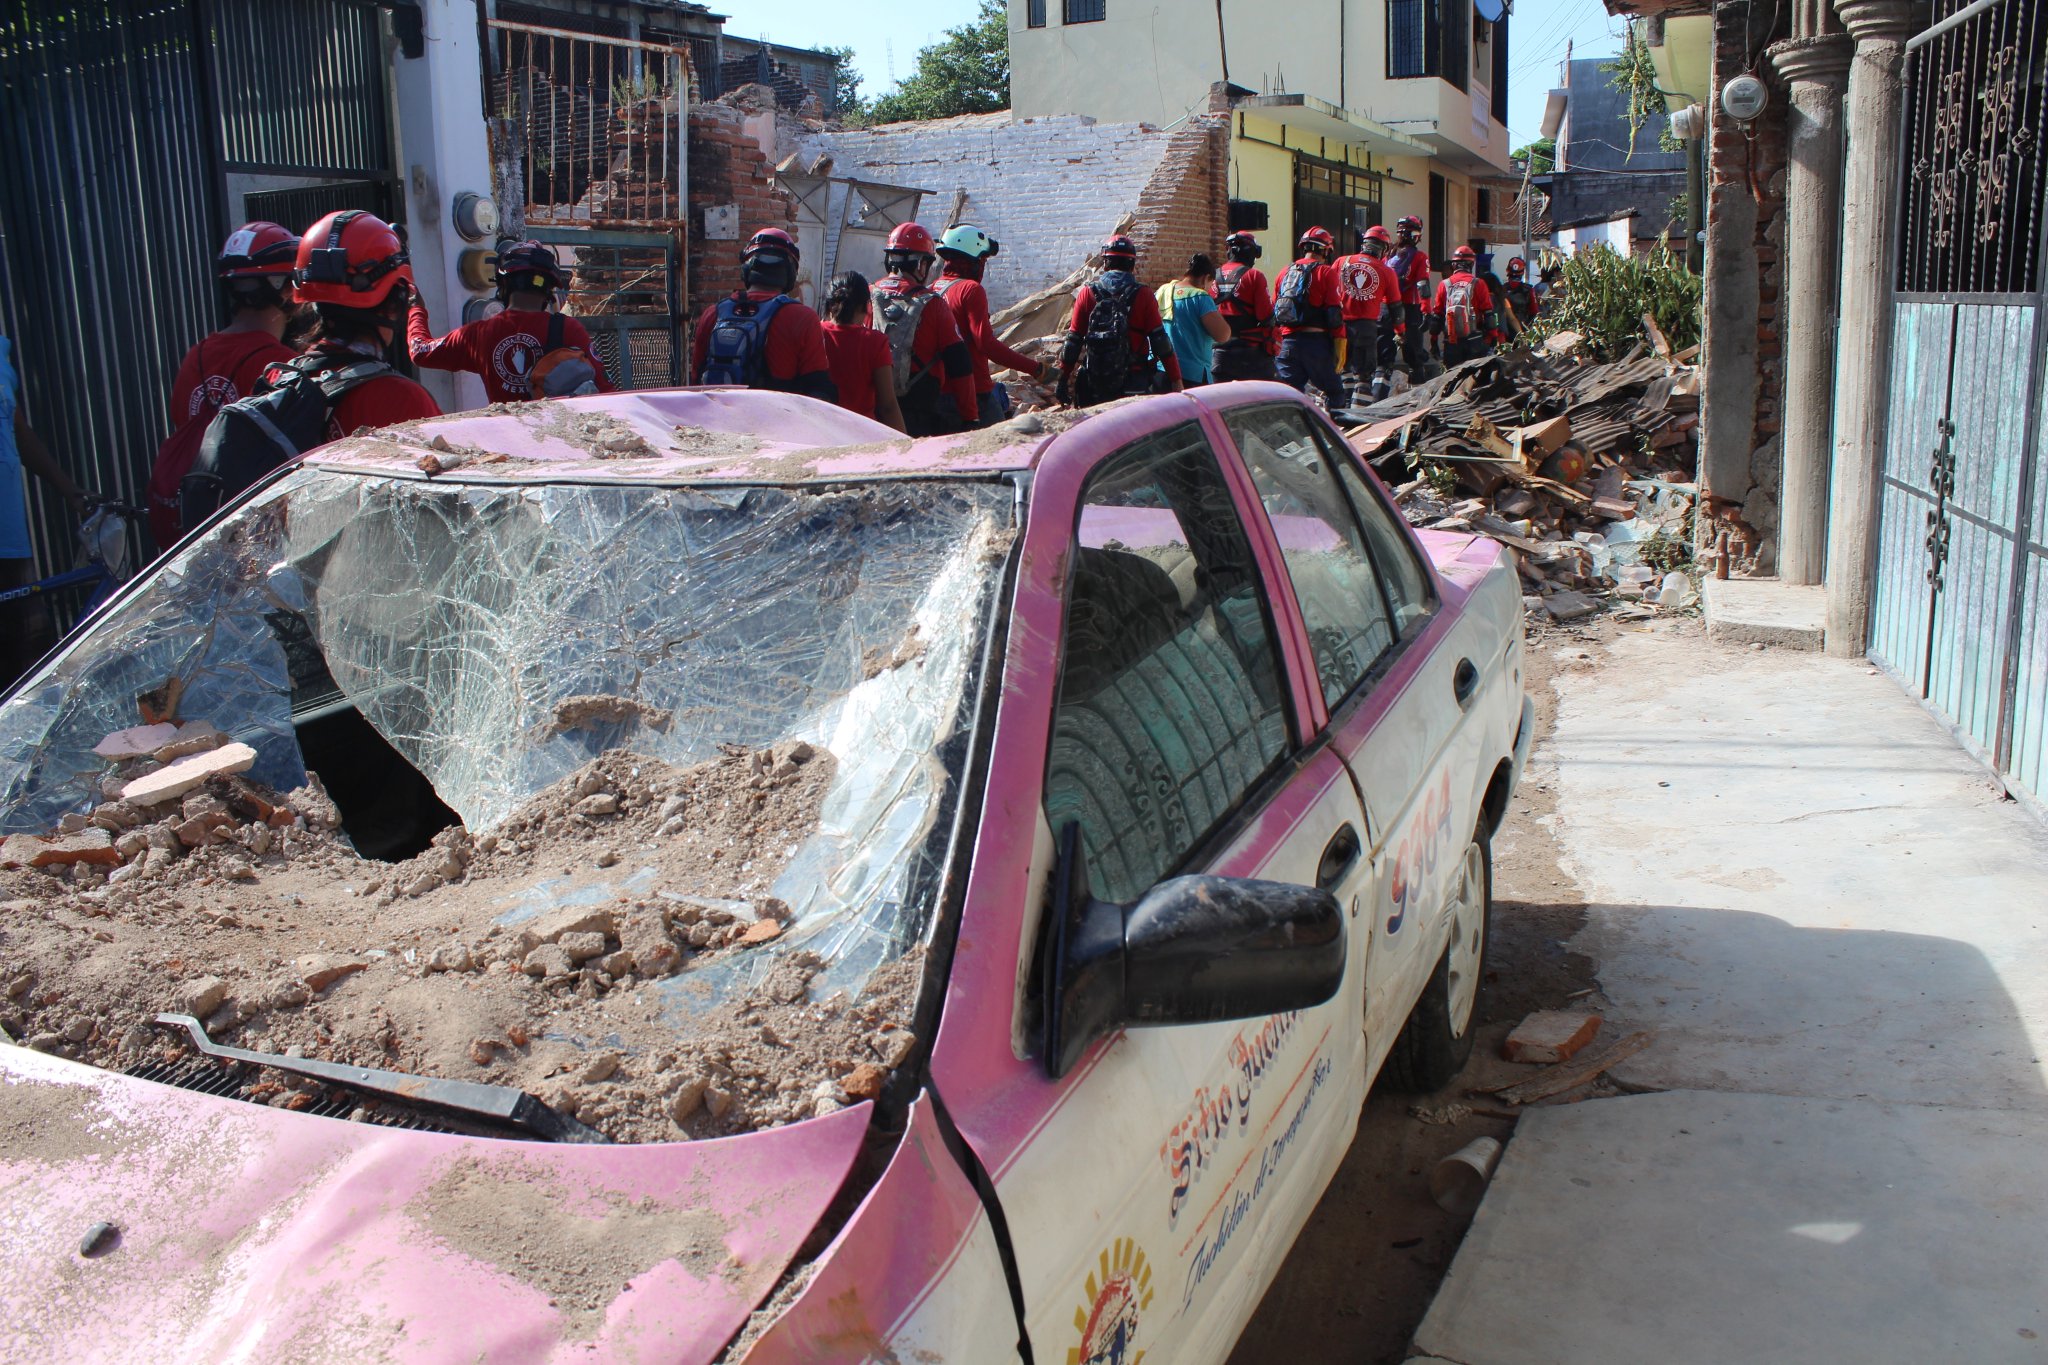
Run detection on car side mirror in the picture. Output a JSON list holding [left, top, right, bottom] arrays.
[[1040, 823, 1347, 1079]]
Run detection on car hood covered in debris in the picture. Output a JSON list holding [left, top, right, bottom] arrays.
[[0, 1043, 872, 1361]]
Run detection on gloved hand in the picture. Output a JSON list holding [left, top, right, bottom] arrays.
[[1426, 314, 1445, 338], [1055, 372, 1073, 406], [1334, 335, 1349, 370]]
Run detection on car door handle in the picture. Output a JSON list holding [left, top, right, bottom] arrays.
[[1318, 823, 1362, 890], [1453, 657, 1480, 708]]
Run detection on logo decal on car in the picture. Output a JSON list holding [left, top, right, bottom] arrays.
[[1159, 1011, 1302, 1226], [1386, 770, 1455, 935], [1070, 1238, 1154, 1365]]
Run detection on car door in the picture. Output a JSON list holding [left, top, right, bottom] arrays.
[[970, 414, 1377, 1365], [1217, 401, 1486, 1079]]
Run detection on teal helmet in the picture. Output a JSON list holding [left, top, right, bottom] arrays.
[[938, 223, 1001, 261]]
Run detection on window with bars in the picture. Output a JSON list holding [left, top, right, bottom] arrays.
[[1029, 0, 1047, 25], [1388, 0, 1429, 77], [1064, 0, 1106, 22]]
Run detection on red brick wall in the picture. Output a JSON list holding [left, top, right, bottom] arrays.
[[1127, 116, 1231, 284], [687, 103, 797, 320]]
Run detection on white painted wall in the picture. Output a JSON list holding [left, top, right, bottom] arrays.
[[390, 0, 498, 413], [794, 114, 1181, 309], [1555, 215, 1635, 255], [1008, 0, 1509, 169]]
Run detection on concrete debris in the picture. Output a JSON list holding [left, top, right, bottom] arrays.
[[1503, 1010, 1604, 1065], [1347, 343, 1702, 624]]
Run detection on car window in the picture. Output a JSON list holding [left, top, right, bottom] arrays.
[[1045, 422, 1289, 903], [1321, 428, 1435, 632], [1226, 404, 1398, 707]]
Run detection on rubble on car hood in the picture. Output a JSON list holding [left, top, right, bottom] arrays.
[[1345, 334, 1705, 626], [0, 1043, 871, 1362]]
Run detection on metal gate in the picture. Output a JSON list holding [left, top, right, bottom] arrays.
[[1868, 0, 2048, 801], [534, 229, 681, 388], [490, 19, 687, 389], [0, 0, 399, 585]]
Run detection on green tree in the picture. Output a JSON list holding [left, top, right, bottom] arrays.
[[819, 45, 867, 121], [865, 0, 1009, 124], [1513, 137, 1555, 174]]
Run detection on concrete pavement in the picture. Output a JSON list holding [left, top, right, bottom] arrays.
[[1411, 625, 2048, 1363]]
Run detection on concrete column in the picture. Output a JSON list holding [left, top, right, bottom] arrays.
[[1823, 0, 1924, 655], [1767, 35, 1854, 586]]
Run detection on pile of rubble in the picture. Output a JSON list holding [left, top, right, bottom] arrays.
[[0, 722, 925, 1144], [1345, 332, 1702, 623]]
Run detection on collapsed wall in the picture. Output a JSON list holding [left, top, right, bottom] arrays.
[[793, 111, 1229, 307]]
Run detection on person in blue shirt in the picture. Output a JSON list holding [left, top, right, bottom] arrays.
[[1154, 254, 1232, 386], [1, 331, 88, 691]]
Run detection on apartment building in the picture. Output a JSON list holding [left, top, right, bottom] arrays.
[[1009, 0, 1514, 262]]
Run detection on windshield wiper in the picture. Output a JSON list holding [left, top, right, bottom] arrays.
[[151, 1013, 608, 1144]]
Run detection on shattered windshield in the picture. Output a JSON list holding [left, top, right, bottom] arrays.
[[0, 469, 1012, 1142]]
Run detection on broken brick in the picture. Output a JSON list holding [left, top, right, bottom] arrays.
[[30, 830, 122, 868], [1504, 1010, 1603, 1065], [738, 919, 783, 946], [92, 723, 180, 761], [120, 743, 258, 807], [297, 953, 368, 992]]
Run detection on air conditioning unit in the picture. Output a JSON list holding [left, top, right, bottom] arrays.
[[1228, 199, 1270, 232]]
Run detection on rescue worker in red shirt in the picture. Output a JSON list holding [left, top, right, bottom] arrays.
[[288, 210, 442, 439], [1211, 230, 1277, 383], [1387, 214, 1433, 375], [819, 271, 906, 432], [1273, 227, 1346, 407], [148, 221, 303, 549], [407, 241, 613, 403], [690, 228, 836, 402], [1501, 255, 1541, 336], [1334, 225, 1403, 407], [1429, 245, 1497, 366], [932, 224, 1053, 426], [175, 212, 440, 532], [869, 224, 977, 436], [1058, 234, 1183, 407]]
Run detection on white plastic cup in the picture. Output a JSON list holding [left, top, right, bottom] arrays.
[[1429, 1135, 1504, 1215], [1656, 571, 1688, 607]]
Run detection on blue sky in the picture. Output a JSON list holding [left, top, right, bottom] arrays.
[[718, 0, 1625, 146]]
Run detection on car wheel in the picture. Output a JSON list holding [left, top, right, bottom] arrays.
[[1384, 833, 1491, 1093]]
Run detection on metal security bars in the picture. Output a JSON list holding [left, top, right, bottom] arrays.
[[1896, 0, 2046, 296], [491, 20, 689, 229], [211, 0, 392, 179], [535, 229, 681, 389], [0, 0, 400, 601]]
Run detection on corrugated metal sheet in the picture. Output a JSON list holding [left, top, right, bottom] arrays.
[[1925, 305, 2034, 755], [1868, 302, 1954, 682], [212, 0, 390, 176], [2008, 345, 2048, 799]]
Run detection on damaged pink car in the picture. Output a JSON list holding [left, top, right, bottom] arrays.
[[0, 383, 1529, 1362]]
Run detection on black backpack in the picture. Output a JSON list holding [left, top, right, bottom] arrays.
[[1271, 261, 1318, 329], [181, 352, 390, 530], [1078, 272, 1140, 397]]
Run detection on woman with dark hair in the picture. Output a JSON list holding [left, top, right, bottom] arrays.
[[819, 272, 906, 432], [1155, 253, 1231, 386]]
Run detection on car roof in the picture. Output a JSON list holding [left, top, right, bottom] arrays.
[[303, 388, 1101, 485]]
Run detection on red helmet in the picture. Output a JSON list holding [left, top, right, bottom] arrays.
[[1507, 255, 1527, 277], [1224, 230, 1263, 261], [742, 227, 801, 292], [1298, 226, 1335, 253], [746, 227, 800, 259], [1396, 215, 1423, 235], [1100, 234, 1138, 263], [218, 222, 300, 279], [293, 210, 414, 307], [1452, 244, 1477, 263], [1363, 224, 1394, 245], [886, 223, 936, 255], [493, 240, 566, 293]]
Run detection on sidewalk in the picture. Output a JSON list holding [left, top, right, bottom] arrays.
[[1411, 626, 2048, 1363]]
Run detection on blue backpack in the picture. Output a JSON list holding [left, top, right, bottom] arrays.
[[700, 293, 791, 386]]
